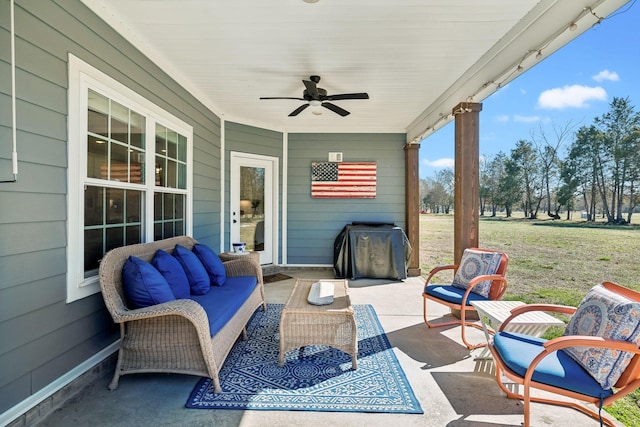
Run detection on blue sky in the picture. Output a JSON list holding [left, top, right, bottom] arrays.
[[419, 1, 639, 179]]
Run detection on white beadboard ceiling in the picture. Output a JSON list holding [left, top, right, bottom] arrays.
[[81, 0, 628, 142]]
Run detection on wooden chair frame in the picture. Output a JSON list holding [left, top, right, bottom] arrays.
[[422, 248, 508, 349], [488, 282, 640, 427]]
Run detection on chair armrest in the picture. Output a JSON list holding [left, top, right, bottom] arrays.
[[465, 274, 507, 289], [424, 264, 457, 286], [518, 334, 640, 391], [499, 304, 575, 331], [543, 335, 640, 354], [459, 274, 508, 303]]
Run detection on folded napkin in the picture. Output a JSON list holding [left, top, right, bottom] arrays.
[[307, 281, 335, 305]]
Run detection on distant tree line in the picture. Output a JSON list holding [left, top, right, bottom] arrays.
[[420, 97, 640, 223]]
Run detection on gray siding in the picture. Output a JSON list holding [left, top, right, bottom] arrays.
[[0, 0, 221, 412], [224, 122, 283, 261], [287, 133, 406, 265]]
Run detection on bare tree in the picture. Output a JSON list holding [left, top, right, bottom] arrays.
[[530, 122, 576, 219]]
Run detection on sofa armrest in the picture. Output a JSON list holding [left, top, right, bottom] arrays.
[[111, 298, 208, 325], [223, 258, 263, 284]]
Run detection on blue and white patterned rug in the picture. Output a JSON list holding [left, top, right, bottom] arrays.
[[186, 304, 423, 413]]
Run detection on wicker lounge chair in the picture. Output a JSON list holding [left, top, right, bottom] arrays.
[[99, 236, 265, 392]]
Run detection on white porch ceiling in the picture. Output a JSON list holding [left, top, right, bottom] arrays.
[[81, 0, 629, 142]]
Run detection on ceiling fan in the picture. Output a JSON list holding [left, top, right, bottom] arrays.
[[260, 75, 369, 117]]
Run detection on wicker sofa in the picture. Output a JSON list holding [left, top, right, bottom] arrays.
[[99, 236, 265, 393]]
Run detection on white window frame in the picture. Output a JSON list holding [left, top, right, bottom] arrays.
[[67, 54, 193, 302]]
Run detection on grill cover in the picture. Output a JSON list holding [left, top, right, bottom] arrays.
[[333, 223, 412, 280]]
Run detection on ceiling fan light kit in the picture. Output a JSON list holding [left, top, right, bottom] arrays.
[[260, 75, 369, 117]]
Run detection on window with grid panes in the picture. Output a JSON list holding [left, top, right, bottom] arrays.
[[68, 54, 192, 302]]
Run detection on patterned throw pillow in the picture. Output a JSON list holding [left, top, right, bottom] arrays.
[[451, 249, 503, 298], [564, 283, 640, 390]]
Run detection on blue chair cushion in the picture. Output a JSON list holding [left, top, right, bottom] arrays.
[[424, 284, 489, 306], [122, 256, 176, 308], [192, 243, 227, 286], [493, 331, 613, 399], [151, 249, 191, 299], [189, 275, 258, 336], [172, 244, 210, 295]]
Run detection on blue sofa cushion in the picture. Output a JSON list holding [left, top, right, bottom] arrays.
[[493, 331, 613, 399], [192, 243, 227, 286], [189, 275, 258, 337], [172, 244, 210, 295], [424, 284, 489, 306], [122, 256, 176, 308], [151, 249, 191, 299]]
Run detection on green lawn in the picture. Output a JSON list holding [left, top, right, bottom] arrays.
[[418, 213, 640, 425]]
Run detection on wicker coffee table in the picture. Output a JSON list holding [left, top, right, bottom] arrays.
[[278, 278, 358, 369]]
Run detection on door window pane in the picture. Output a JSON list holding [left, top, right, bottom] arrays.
[[240, 166, 265, 252]]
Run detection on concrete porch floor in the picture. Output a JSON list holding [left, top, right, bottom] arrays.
[[34, 269, 620, 427]]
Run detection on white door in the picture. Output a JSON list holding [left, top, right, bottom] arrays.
[[230, 152, 278, 265]]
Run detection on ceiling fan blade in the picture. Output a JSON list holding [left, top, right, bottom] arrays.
[[302, 79, 319, 99], [324, 93, 369, 101], [260, 97, 305, 100], [322, 102, 350, 117], [289, 104, 309, 117]]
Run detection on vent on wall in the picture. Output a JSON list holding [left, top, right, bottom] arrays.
[[328, 152, 343, 162]]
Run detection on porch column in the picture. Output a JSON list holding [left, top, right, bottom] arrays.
[[453, 102, 482, 264], [404, 142, 421, 276]]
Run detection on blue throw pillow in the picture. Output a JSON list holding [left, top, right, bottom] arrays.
[[122, 256, 175, 308], [192, 243, 227, 286], [172, 244, 210, 295], [151, 249, 191, 299]]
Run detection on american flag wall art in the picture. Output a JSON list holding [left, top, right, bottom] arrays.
[[311, 161, 377, 198]]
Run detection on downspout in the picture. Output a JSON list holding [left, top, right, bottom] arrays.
[[2, 0, 18, 183]]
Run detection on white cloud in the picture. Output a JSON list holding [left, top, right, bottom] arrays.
[[514, 115, 541, 123], [537, 85, 607, 109], [495, 115, 509, 123], [423, 158, 454, 168], [593, 69, 619, 82]]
